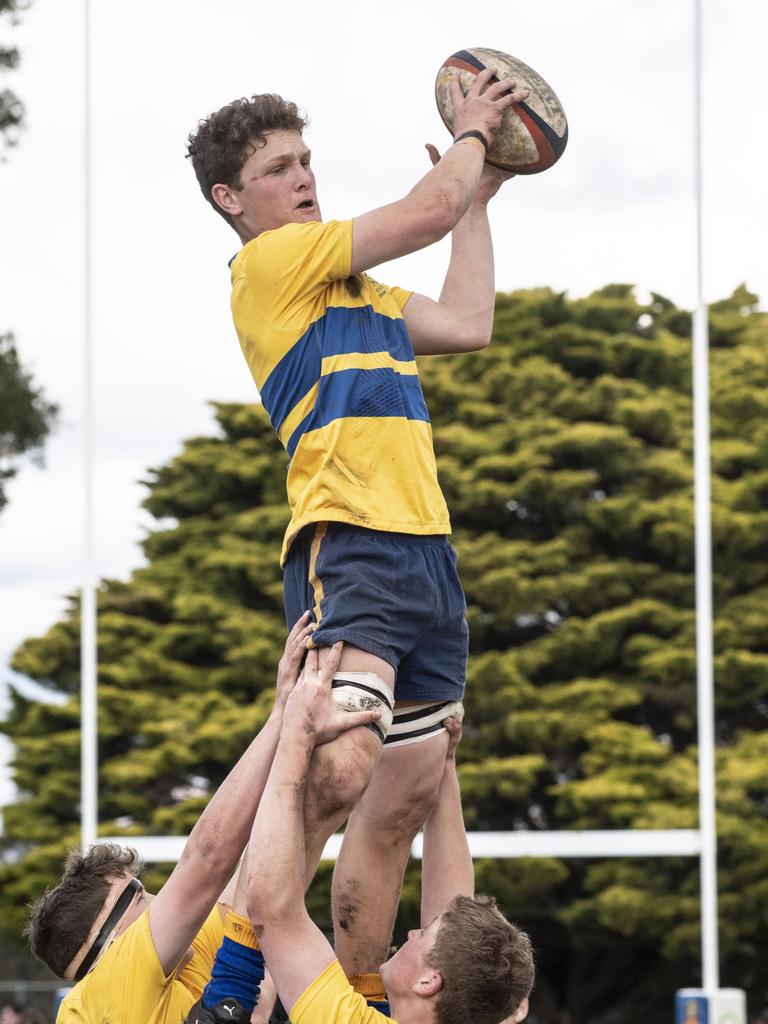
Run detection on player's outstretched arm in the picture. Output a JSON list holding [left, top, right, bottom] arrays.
[[401, 150, 517, 356], [245, 644, 381, 1015], [420, 715, 475, 927], [146, 614, 313, 976], [349, 68, 526, 276]]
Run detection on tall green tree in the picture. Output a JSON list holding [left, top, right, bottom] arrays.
[[0, 2, 57, 510], [0, 332, 58, 512], [2, 285, 767, 1023], [0, 0, 29, 154]]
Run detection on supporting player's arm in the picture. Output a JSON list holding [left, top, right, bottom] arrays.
[[420, 716, 475, 927], [146, 614, 313, 976], [349, 68, 525, 275], [246, 645, 381, 1015]]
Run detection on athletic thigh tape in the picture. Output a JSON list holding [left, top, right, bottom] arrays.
[[331, 673, 395, 742], [384, 700, 464, 748]]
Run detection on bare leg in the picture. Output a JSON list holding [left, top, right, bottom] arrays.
[[332, 729, 450, 973], [303, 726, 382, 878], [302, 646, 394, 881]]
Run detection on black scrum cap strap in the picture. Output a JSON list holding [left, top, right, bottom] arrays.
[[74, 876, 142, 981]]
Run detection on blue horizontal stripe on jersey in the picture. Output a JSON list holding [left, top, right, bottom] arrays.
[[259, 304, 414, 434], [285, 366, 430, 458]]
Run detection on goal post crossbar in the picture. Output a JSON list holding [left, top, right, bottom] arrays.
[[100, 828, 703, 864]]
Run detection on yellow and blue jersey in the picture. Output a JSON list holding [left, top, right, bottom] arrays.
[[229, 219, 450, 564], [292, 960, 394, 1024], [56, 906, 224, 1024]]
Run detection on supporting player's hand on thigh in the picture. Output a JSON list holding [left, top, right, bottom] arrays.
[[443, 712, 463, 759], [274, 612, 314, 712], [284, 643, 382, 746]]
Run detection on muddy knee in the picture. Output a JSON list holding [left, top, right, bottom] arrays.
[[305, 727, 381, 824]]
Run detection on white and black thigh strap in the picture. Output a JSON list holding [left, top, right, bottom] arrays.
[[330, 674, 463, 747], [384, 700, 464, 748], [331, 672, 395, 743]]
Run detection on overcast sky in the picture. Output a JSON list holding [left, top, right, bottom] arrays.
[[1, 0, 767, 806]]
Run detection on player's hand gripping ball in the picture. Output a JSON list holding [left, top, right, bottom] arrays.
[[435, 47, 568, 173]]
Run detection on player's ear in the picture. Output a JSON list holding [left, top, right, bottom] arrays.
[[211, 183, 243, 218], [413, 969, 442, 998], [512, 996, 530, 1021]]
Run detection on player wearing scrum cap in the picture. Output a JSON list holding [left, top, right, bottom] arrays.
[[25, 622, 377, 1024], [186, 67, 527, 979]]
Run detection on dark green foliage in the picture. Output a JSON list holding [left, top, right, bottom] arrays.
[[0, 0, 30, 153], [0, 332, 58, 511], [2, 285, 767, 1022]]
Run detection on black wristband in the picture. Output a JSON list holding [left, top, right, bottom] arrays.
[[453, 129, 489, 152]]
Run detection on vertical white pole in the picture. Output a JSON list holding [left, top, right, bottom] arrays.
[[692, 0, 719, 993], [80, 0, 98, 852]]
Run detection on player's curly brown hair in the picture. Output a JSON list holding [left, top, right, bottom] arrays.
[[426, 895, 535, 1024], [25, 843, 142, 977], [186, 93, 308, 228]]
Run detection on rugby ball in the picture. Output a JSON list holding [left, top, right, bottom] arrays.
[[435, 47, 568, 173]]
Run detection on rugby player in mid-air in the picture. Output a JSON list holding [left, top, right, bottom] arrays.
[[186, 66, 527, 983]]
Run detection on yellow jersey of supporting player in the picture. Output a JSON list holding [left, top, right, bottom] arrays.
[[229, 219, 451, 565], [291, 959, 394, 1024], [56, 906, 224, 1024]]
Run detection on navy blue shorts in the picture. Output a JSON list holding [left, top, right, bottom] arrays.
[[283, 523, 468, 703]]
